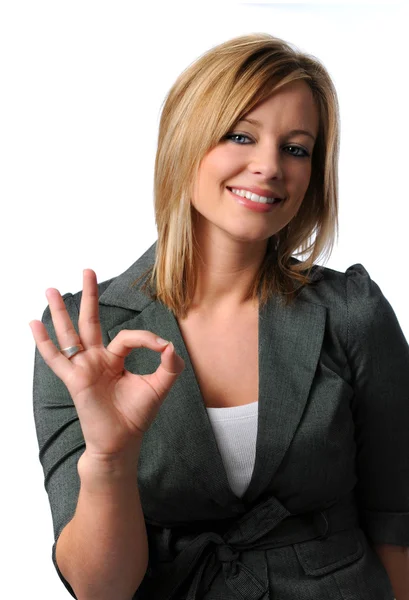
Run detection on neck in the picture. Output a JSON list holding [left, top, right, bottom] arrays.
[[188, 220, 269, 315]]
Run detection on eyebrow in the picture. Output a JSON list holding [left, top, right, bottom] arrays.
[[239, 117, 316, 142]]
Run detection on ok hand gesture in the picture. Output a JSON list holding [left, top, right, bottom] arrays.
[[30, 269, 185, 463]]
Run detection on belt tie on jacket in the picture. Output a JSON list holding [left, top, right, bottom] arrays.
[[143, 492, 358, 600], [186, 536, 269, 599]]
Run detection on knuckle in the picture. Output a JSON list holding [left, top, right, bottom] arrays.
[[112, 330, 129, 346], [61, 326, 75, 337], [117, 329, 138, 339], [79, 314, 99, 326]]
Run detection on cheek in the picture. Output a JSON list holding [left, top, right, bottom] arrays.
[[287, 162, 312, 194], [301, 161, 313, 185], [204, 147, 242, 182]]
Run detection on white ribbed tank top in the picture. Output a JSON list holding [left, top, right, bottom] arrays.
[[205, 401, 258, 498]]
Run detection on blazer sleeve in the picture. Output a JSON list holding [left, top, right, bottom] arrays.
[[33, 294, 84, 599], [346, 263, 409, 546]]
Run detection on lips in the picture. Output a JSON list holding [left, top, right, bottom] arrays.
[[227, 187, 283, 212], [227, 186, 284, 201]]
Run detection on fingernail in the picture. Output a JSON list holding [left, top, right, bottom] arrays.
[[156, 337, 170, 345]]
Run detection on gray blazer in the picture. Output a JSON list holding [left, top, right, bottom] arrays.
[[33, 241, 409, 599]]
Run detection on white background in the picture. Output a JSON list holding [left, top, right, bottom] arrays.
[[1, 1, 408, 597]]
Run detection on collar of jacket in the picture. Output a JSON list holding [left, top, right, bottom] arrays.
[[99, 241, 160, 312], [98, 240, 324, 312]]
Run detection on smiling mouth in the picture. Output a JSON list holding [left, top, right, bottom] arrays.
[[227, 187, 284, 205]]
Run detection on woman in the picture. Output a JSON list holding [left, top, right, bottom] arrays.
[[31, 33, 409, 599]]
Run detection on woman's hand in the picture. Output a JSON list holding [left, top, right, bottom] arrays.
[[29, 269, 185, 463]]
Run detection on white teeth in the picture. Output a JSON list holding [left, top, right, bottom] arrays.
[[230, 188, 280, 204]]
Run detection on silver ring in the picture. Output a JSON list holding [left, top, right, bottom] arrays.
[[61, 344, 85, 359]]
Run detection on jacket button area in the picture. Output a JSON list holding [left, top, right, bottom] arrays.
[[216, 544, 240, 563]]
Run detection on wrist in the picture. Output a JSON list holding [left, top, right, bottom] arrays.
[[78, 444, 142, 487]]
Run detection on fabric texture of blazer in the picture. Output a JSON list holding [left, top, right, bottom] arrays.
[[33, 241, 409, 599]]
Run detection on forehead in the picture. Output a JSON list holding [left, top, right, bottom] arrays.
[[240, 80, 319, 135]]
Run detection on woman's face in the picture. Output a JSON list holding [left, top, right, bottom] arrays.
[[190, 79, 319, 246]]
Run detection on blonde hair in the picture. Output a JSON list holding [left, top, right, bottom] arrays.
[[134, 33, 340, 318]]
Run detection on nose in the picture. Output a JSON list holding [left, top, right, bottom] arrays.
[[248, 144, 283, 180]]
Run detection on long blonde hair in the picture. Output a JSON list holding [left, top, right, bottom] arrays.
[[134, 33, 340, 318]]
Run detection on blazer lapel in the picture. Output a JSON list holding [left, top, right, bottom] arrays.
[[243, 291, 327, 506], [99, 242, 327, 512]]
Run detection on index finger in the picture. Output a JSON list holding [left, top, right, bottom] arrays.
[[78, 269, 103, 348]]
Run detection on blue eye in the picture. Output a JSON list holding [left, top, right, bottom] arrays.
[[285, 145, 310, 158], [225, 133, 252, 144], [225, 134, 310, 158]]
